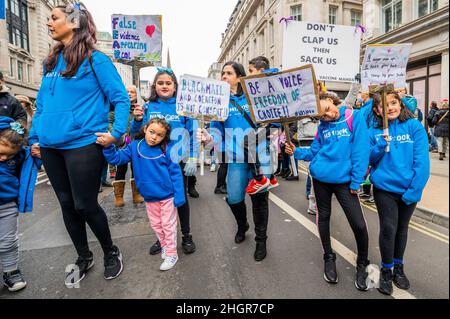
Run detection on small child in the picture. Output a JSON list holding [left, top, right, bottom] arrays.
[[0, 116, 40, 292], [103, 118, 185, 271]]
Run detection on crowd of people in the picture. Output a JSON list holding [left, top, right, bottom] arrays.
[[0, 3, 447, 297]]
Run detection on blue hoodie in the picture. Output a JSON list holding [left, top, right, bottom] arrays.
[[130, 97, 198, 162], [360, 97, 418, 129], [293, 108, 370, 190], [210, 94, 271, 167], [29, 51, 130, 149], [103, 141, 186, 207], [369, 118, 430, 205], [402, 96, 417, 113]]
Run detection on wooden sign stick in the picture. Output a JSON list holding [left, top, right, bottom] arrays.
[[283, 122, 298, 177], [369, 83, 394, 153], [200, 115, 205, 176]]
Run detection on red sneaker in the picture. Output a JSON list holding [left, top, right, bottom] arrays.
[[268, 177, 279, 190], [110, 172, 116, 179], [245, 176, 270, 195]]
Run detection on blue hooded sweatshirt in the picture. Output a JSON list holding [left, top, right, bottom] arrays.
[[360, 97, 418, 129], [103, 141, 185, 207], [293, 108, 370, 190], [0, 116, 41, 213], [369, 118, 430, 205], [29, 51, 130, 149], [210, 94, 272, 168], [130, 97, 198, 163]]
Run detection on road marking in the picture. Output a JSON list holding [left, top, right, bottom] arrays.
[[360, 202, 449, 245], [36, 178, 49, 186], [269, 193, 417, 299]]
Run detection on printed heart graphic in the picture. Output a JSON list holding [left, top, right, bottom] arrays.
[[146, 25, 156, 37]]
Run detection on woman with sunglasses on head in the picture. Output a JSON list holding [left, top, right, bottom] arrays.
[[28, 3, 130, 287], [130, 68, 198, 256]]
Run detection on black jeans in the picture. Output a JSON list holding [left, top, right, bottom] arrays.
[[313, 179, 369, 264], [373, 187, 416, 266], [40, 144, 114, 257], [115, 162, 134, 181], [216, 163, 228, 189]]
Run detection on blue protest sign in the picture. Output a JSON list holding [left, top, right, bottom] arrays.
[[0, 0, 6, 20]]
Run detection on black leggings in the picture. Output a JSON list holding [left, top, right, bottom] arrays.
[[216, 163, 228, 189], [373, 187, 416, 266], [41, 144, 114, 257], [115, 162, 134, 181], [178, 162, 191, 236], [313, 179, 369, 264]]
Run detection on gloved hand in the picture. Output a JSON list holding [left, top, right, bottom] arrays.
[[197, 128, 212, 146], [184, 159, 197, 176]]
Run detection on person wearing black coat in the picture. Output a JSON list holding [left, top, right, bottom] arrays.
[[432, 99, 449, 160], [0, 72, 27, 128]]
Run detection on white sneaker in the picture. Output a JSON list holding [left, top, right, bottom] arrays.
[[210, 163, 217, 172], [307, 196, 318, 215], [161, 247, 166, 260], [160, 255, 178, 271]]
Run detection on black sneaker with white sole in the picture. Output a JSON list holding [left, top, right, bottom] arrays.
[[104, 245, 123, 280], [355, 261, 370, 291], [3, 269, 27, 292], [323, 253, 338, 284], [65, 252, 94, 288]]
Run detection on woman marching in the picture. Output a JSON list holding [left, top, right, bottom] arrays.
[[130, 68, 197, 255], [285, 93, 371, 291], [28, 3, 130, 287], [369, 92, 430, 295], [197, 61, 272, 262]]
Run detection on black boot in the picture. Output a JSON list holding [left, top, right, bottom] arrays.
[[393, 263, 410, 290], [182, 234, 196, 254], [187, 176, 200, 198], [323, 253, 338, 284], [254, 241, 267, 262], [214, 185, 228, 194], [355, 260, 370, 291], [378, 268, 393, 295], [439, 153, 444, 160], [228, 200, 249, 244], [149, 240, 161, 255]]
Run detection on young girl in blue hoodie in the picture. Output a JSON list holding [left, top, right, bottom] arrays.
[[130, 68, 197, 256], [0, 116, 40, 292], [104, 118, 185, 271], [369, 92, 430, 296], [285, 93, 371, 291]]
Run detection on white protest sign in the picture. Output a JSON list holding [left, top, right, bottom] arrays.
[[282, 21, 362, 83], [111, 15, 162, 65], [113, 62, 133, 87], [241, 65, 321, 124], [176, 75, 231, 122], [361, 44, 412, 92]]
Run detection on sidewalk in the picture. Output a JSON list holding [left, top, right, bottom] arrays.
[[416, 151, 449, 228]]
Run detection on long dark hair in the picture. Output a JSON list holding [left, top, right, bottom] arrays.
[[373, 92, 415, 128], [134, 118, 171, 153], [222, 61, 246, 96], [45, 4, 97, 77], [149, 71, 178, 102]]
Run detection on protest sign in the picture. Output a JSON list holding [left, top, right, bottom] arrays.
[[361, 43, 412, 92], [176, 74, 231, 122], [240, 65, 321, 125], [111, 15, 162, 65], [282, 21, 362, 83], [113, 62, 133, 87], [1, 0, 5, 20]]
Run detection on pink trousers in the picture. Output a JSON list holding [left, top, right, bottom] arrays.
[[145, 198, 178, 256]]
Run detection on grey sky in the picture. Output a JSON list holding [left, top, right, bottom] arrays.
[[82, 0, 237, 80]]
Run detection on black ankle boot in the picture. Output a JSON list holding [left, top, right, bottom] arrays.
[[254, 241, 267, 262], [228, 201, 248, 244], [149, 240, 161, 255], [378, 268, 393, 295], [182, 234, 196, 254], [323, 253, 338, 284], [393, 263, 410, 290], [355, 260, 370, 291]]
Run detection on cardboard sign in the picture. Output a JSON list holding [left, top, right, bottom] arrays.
[[176, 74, 231, 122], [361, 44, 412, 92], [282, 21, 362, 83], [111, 15, 162, 65], [241, 65, 321, 124]]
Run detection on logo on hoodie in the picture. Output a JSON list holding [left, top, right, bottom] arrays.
[[323, 127, 351, 139]]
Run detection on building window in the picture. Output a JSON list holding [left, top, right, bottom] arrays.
[[17, 61, 23, 82], [417, 0, 439, 18], [27, 64, 32, 83], [291, 5, 302, 21], [6, 0, 29, 51], [9, 58, 15, 77], [351, 10, 362, 26], [382, 0, 402, 33], [329, 6, 337, 25], [11, 0, 19, 15]]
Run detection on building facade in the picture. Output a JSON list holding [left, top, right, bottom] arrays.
[[214, 0, 363, 95], [362, 0, 449, 121], [0, 0, 76, 100]]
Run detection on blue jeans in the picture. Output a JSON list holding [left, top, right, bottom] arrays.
[[430, 128, 438, 150], [227, 163, 271, 204], [306, 174, 312, 198]]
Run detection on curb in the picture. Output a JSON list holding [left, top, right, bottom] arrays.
[[415, 206, 449, 229]]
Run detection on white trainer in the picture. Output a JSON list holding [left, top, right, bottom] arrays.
[[161, 247, 166, 260], [160, 255, 178, 271]]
